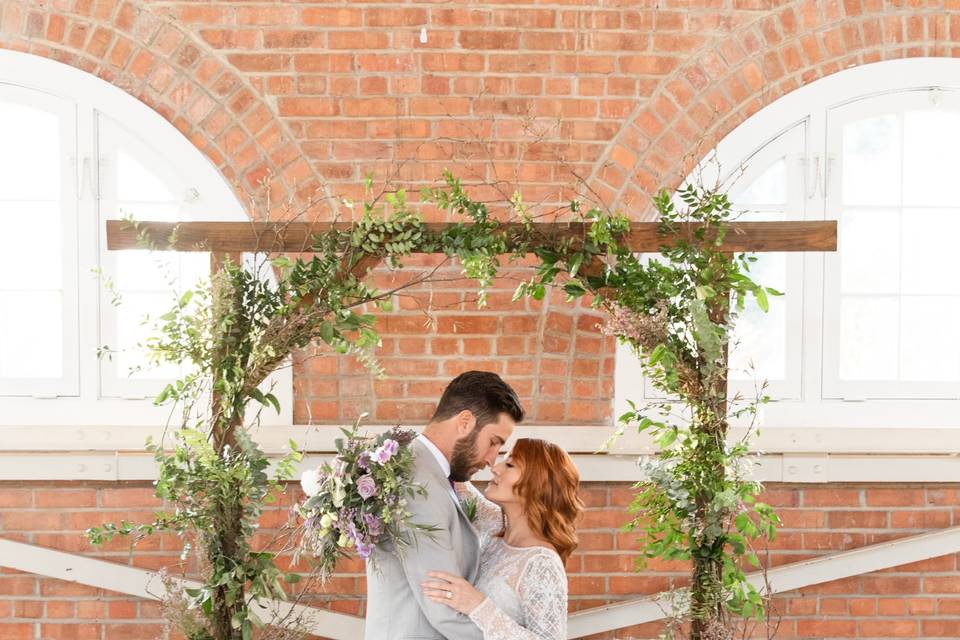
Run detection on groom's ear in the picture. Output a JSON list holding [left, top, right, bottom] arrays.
[[455, 410, 476, 436]]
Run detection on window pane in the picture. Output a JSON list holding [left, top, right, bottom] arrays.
[[840, 209, 899, 295], [116, 201, 180, 223], [842, 114, 900, 206], [730, 168, 787, 381], [900, 296, 960, 382], [903, 109, 960, 207], [840, 297, 898, 380], [733, 159, 787, 206], [114, 292, 181, 380], [117, 150, 177, 202], [901, 208, 960, 295], [0, 102, 60, 200], [0, 201, 61, 290], [0, 291, 62, 378], [115, 252, 178, 291], [730, 291, 786, 381]]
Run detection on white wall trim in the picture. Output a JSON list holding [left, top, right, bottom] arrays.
[[1, 450, 960, 483], [2, 424, 960, 481], [4, 424, 960, 454], [3, 526, 960, 639], [567, 525, 960, 638]]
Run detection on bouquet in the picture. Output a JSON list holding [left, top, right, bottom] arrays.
[[294, 417, 435, 580]]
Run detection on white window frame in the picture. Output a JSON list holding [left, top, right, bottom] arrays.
[[822, 89, 960, 400], [618, 58, 960, 441], [0, 82, 80, 397], [0, 50, 291, 427]]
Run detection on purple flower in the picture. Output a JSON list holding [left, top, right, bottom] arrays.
[[357, 474, 377, 500], [357, 452, 370, 471], [372, 439, 399, 464], [363, 512, 382, 537], [356, 539, 375, 559]]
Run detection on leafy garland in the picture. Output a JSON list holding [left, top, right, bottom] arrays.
[[88, 172, 779, 640]]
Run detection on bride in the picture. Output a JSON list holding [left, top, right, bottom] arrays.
[[421, 438, 584, 639]]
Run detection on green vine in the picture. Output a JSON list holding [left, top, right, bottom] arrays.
[[88, 172, 781, 640]]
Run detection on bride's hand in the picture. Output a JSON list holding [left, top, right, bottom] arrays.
[[421, 571, 485, 615]]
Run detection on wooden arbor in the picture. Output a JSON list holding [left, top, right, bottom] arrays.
[[106, 216, 837, 637], [105, 216, 837, 418]]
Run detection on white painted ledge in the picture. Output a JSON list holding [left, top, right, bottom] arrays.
[[3, 527, 960, 639], [3, 424, 960, 455], [1, 451, 960, 483]]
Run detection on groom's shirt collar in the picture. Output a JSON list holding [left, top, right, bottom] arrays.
[[416, 434, 451, 479]]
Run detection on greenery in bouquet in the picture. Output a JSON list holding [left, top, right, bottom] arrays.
[[295, 417, 436, 580]]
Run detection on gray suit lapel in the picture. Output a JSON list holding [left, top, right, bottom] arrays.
[[412, 440, 480, 581]]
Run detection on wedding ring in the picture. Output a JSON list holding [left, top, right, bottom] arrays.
[[446, 591, 452, 599]]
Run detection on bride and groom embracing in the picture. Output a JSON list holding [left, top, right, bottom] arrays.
[[365, 370, 584, 640]]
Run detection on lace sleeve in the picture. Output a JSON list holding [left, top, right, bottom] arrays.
[[468, 552, 568, 640], [454, 481, 503, 536]]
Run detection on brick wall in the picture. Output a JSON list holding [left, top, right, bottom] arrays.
[[3, 0, 960, 638], [3, 482, 960, 639], [2, 0, 957, 424]]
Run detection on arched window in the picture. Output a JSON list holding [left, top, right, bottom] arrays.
[[617, 59, 960, 432], [0, 51, 289, 426]]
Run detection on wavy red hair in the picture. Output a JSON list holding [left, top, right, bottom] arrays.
[[503, 438, 584, 563]]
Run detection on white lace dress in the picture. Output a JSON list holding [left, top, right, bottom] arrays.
[[455, 482, 568, 640]]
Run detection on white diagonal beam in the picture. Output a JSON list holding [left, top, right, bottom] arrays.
[[0, 537, 363, 638], [566, 525, 960, 638], [4, 527, 960, 640]]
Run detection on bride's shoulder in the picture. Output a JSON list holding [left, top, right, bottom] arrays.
[[523, 544, 565, 571], [518, 548, 568, 590]]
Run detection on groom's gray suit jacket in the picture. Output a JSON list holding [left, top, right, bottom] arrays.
[[364, 439, 483, 640]]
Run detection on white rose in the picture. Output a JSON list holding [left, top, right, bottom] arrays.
[[320, 512, 335, 529], [300, 468, 322, 497]]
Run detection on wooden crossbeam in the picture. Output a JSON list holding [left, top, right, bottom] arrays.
[[106, 219, 837, 254]]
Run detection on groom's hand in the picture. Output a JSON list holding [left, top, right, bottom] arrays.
[[421, 571, 484, 615]]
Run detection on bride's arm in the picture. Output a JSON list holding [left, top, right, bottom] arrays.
[[467, 554, 568, 640], [454, 481, 502, 535]]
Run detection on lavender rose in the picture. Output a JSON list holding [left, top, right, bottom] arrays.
[[357, 474, 377, 500]]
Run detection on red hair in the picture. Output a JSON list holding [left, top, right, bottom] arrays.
[[505, 438, 584, 563]]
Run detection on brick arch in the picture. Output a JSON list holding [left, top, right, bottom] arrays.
[[594, 2, 956, 217], [0, 0, 323, 210]]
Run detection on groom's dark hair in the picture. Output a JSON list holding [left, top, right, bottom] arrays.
[[431, 370, 524, 427]]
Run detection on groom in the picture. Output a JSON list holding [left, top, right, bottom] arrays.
[[364, 370, 524, 640]]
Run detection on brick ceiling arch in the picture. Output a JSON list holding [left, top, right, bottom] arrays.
[[0, 0, 321, 212], [594, 2, 958, 218]]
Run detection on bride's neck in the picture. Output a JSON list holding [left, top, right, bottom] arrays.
[[501, 503, 536, 545]]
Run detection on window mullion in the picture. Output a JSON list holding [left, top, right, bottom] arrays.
[[75, 102, 100, 402]]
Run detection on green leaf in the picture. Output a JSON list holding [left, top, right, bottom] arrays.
[[319, 321, 335, 345], [656, 428, 677, 448], [754, 286, 769, 312], [263, 393, 281, 414], [563, 282, 586, 297]]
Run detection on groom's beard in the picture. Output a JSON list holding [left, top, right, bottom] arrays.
[[448, 428, 482, 482]]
